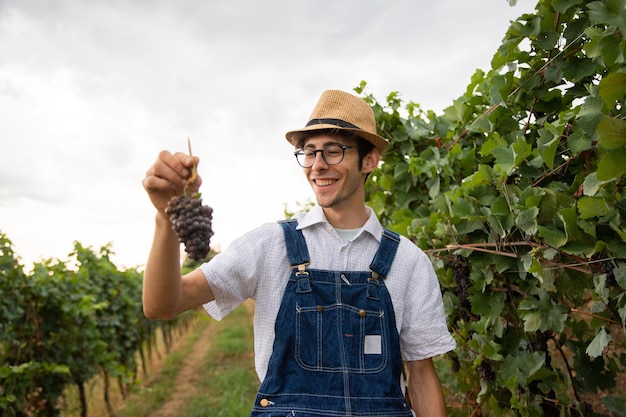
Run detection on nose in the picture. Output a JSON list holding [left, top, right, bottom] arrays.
[[310, 150, 328, 170]]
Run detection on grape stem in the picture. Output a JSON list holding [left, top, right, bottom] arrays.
[[185, 137, 197, 196]]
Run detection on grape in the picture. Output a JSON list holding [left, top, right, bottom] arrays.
[[165, 194, 214, 261], [452, 255, 471, 307]]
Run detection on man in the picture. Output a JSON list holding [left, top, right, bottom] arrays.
[[142, 89, 456, 416]]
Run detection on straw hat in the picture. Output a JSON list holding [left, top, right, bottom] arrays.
[[285, 89, 390, 153]]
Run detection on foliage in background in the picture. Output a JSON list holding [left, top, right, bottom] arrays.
[[361, 0, 626, 415], [283, 199, 315, 220], [182, 247, 219, 273], [0, 233, 191, 417]]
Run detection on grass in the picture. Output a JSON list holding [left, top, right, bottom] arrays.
[[115, 318, 206, 417], [181, 306, 259, 417]]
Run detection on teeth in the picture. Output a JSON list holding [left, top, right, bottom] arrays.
[[316, 179, 336, 186]]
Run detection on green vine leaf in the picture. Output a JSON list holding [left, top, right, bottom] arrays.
[[518, 294, 568, 333], [537, 122, 561, 169], [583, 172, 615, 196], [597, 116, 626, 150], [599, 72, 626, 107], [596, 147, 626, 181], [586, 326, 612, 358], [577, 196, 610, 219], [516, 206, 539, 235], [587, 0, 626, 35], [500, 352, 545, 390]]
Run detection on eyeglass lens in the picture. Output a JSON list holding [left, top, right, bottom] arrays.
[[295, 145, 349, 168]]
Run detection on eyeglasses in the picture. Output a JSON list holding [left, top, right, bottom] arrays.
[[294, 144, 359, 168]]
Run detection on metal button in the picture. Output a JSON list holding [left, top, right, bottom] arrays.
[[260, 398, 269, 407], [317, 305, 324, 313], [359, 309, 366, 317]]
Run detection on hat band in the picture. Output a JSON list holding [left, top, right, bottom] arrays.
[[306, 118, 361, 130]]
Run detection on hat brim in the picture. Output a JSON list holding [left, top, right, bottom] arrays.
[[285, 124, 389, 154]]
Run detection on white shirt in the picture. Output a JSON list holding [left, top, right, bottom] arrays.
[[201, 205, 456, 381]]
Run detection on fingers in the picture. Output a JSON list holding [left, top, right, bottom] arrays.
[[145, 151, 199, 189], [141, 175, 175, 194], [143, 150, 203, 211], [157, 150, 189, 186], [173, 152, 199, 169], [174, 152, 202, 191]]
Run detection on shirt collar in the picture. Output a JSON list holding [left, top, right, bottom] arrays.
[[295, 204, 384, 243]]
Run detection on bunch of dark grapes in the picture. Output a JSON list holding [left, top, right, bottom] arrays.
[[598, 259, 617, 286], [530, 330, 552, 352], [477, 360, 495, 383], [590, 253, 619, 286], [165, 194, 214, 261], [452, 255, 471, 307], [449, 354, 461, 374]]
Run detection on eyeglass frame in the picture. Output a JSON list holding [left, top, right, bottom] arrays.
[[293, 144, 360, 168]]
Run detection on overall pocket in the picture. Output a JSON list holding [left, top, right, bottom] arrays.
[[295, 303, 388, 373]]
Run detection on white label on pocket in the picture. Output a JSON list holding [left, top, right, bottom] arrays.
[[364, 334, 382, 354]]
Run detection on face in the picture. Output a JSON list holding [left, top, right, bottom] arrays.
[[299, 133, 378, 212]]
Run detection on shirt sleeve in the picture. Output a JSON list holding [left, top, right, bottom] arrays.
[[395, 243, 457, 361], [200, 222, 282, 320]]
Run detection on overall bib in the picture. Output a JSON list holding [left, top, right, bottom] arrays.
[[251, 220, 413, 417]]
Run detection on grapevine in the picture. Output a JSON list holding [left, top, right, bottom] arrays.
[[0, 237, 176, 417], [361, 0, 626, 414]]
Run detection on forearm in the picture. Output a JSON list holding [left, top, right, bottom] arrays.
[[142, 213, 184, 319], [407, 359, 448, 417]]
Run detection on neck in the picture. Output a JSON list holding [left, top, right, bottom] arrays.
[[323, 205, 368, 229]]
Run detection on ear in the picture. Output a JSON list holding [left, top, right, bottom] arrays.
[[362, 148, 380, 174]]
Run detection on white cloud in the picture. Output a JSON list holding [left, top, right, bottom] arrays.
[[0, 0, 537, 270]]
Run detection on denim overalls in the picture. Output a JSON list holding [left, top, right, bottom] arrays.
[[250, 220, 413, 417]]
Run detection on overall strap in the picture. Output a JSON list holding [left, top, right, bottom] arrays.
[[278, 220, 310, 269], [369, 228, 401, 280]]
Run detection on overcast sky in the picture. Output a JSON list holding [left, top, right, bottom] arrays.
[[0, 0, 538, 271]]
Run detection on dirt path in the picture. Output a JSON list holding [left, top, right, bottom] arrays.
[[150, 319, 217, 417], [150, 301, 255, 417]]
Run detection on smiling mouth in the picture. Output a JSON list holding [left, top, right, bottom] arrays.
[[315, 179, 337, 186]]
